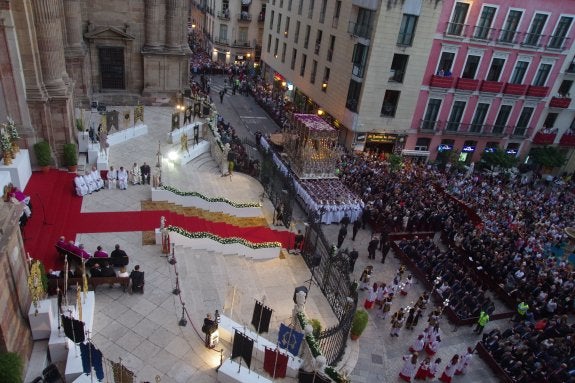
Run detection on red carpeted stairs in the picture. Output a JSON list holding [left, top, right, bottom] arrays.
[[24, 169, 293, 270]]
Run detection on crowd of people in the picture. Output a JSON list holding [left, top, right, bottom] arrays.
[[215, 115, 259, 177]]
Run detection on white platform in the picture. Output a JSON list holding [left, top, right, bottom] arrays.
[[172, 139, 210, 165], [0, 149, 32, 190], [107, 123, 148, 146], [218, 359, 272, 383], [28, 299, 53, 340], [218, 314, 302, 378], [0, 171, 12, 191], [64, 292, 96, 382], [168, 122, 201, 144], [151, 186, 262, 218], [77, 132, 90, 153], [156, 229, 281, 260], [48, 301, 76, 363]]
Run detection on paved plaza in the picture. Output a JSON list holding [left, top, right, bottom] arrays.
[[28, 78, 501, 382]]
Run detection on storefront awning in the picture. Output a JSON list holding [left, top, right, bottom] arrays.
[[402, 149, 430, 157]]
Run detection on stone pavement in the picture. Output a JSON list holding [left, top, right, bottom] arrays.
[[39, 80, 504, 382]]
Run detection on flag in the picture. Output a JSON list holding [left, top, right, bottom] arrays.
[[110, 359, 135, 383], [251, 300, 273, 334], [264, 347, 289, 378], [232, 330, 254, 368], [61, 315, 85, 343], [278, 323, 304, 356]]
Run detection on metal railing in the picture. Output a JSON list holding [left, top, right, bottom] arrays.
[[238, 13, 252, 22], [217, 11, 230, 20], [347, 21, 372, 39], [419, 119, 442, 132], [445, 22, 468, 37]]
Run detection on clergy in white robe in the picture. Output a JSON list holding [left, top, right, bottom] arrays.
[[91, 166, 105, 189], [83, 172, 97, 193], [118, 166, 128, 190], [130, 162, 141, 185], [74, 175, 89, 196], [107, 166, 117, 189]]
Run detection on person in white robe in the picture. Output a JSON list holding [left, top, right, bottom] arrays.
[[117, 166, 128, 190], [91, 166, 105, 190], [399, 353, 418, 382], [107, 166, 117, 189], [74, 175, 89, 196], [83, 172, 97, 193], [130, 162, 141, 185]]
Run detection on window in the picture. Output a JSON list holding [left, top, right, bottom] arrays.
[[437, 51, 455, 74], [390, 54, 409, 83], [270, 10, 275, 30], [308, 0, 314, 19], [291, 48, 297, 70], [509, 61, 529, 84], [327, 35, 335, 61], [346, 80, 362, 112], [319, 0, 327, 23], [493, 104, 512, 134], [558, 80, 573, 96], [474, 6, 496, 40], [397, 14, 418, 46], [381, 90, 401, 117], [298, 0, 303, 15], [219, 24, 228, 41], [288, 0, 292, 11], [277, 14, 282, 33], [333, 0, 341, 27], [295, 21, 301, 43], [311, 60, 317, 83], [447, 2, 470, 36], [238, 27, 249, 44], [415, 137, 431, 151], [549, 16, 574, 49], [499, 10, 522, 43], [524, 13, 548, 47], [322, 67, 330, 92], [470, 103, 489, 132], [486, 58, 505, 81], [300, 54, 307, 76], [267, 34, 272, 52], [515, 107, 534, 136], [285, 17, 290, 37], [280, 0, 284, 8], [462, 55, 481, 79], [352, 43, 368, 78], [274, 38, 279, 56], [422, 98, 442, 131], [533, 63, 551, 86], [485, 142, 499, 152], [543, 112, 558, 129], [315, 30, 323, 54], [282, 43, 287, 62], [354, 8, 374, 39], [304, 25, 311, 48], [99, 47, 125, 89], [446, 101, 466, 131]]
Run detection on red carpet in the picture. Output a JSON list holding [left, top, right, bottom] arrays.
[[24, 169, 293, 270]]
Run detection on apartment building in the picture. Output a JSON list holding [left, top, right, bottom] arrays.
[[192, 0, 268, 63], [407, 0, 575, 164], [260, 0, 442, 152]]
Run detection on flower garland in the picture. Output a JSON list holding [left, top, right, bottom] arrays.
[[28, 260, 46, 315], [6, 117, 19, 141], [167, 226, 281, 249], [296, 311, 350, 382], [160, 185, 261, 208], [0, 129, 11, 153]]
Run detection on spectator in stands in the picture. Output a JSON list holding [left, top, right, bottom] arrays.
[[94, 246, 108, 258]]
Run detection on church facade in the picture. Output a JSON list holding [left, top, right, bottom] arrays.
[[0, 0, 191, 166]]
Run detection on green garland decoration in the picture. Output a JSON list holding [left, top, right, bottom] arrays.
[[296, 311, 349, 382], [6, 117, 19, 141], [167, 226, 281, 249], [160, 185, 261, 208], [0, 130, 11, 152]]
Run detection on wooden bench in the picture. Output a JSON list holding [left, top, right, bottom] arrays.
[[48, 276, 130, 293], [55, 245, 129, 267]]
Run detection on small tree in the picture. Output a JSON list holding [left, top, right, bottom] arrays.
[[63, 143, 78, 167], [479, 149, 519, 170], [530, 146, 567, 171], [33, 140, 52, 167], [388, 154, 403, 172], [0, 352, 23, 383]]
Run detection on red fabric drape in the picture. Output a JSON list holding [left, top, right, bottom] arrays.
[[264, 347, 288, 378]]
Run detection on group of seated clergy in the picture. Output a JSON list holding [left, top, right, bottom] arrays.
[[74, 166, 105, 196], [56, 237, 128, 262]]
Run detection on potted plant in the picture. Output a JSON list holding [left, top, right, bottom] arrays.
[[33, 140, 52, 173], [76, 117, 84, 132], [350, 309, 368, 340], [63, 143, 78, 172], [0, 352, 23, 383]]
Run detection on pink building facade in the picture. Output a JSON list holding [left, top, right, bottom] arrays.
[[407, 0, 575, 163]]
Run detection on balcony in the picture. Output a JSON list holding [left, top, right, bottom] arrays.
[[533, 132, 557, 145], [480, 80, 503, 93], [444, 22, 468, 38], [547, 36, 571, 51], [526, 85, 549, 98], [238, 13, 252, 22], [550, 97, 571, 108], [455, 77, 480, 91], [418, 119, 442, 133], [231, 40, 251, 48], [217, 11, 230, 20], [503, 83, 528, 96], [471, 25, 497, 41], [521, 32, 545, 48], [348, 21, 372, 40], [560, 133, 575, 147], [214, 37, 229, 46], [511, 127, 529, 137], [497, 29, 521, 45], [429, 75, 454, 89]]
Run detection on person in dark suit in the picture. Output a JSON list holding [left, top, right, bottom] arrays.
[[111, 244, 127, 259], [140, 162, 151, 184], [90, 263, 102, 277], [100, 261, 116, 277], [129, 265, 144, 293], [202, 313, 217, 347]]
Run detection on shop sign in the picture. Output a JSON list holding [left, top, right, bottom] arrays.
[[462, 145, 476, 152], [366, 133, 396, 144]]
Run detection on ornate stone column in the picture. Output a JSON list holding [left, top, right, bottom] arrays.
[[63, 0, 83, 51], [165, 0, 183, 50], [32, 0, 69, 96], [144, 0, 165, 51]]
